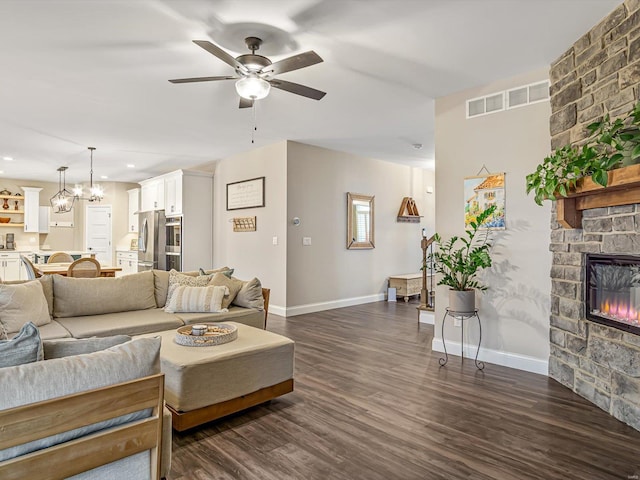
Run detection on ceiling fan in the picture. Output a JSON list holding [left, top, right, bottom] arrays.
[[169, 37, 326, 108]]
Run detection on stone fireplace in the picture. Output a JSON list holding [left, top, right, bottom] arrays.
[[548, 0, 640, 431]]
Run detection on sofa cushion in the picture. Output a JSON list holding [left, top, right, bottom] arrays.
[[175, 306, 265, 330], [0, 322, 43, 368], [43, 335, 132, 359], [209, 272, 244, 309], [53, 271, 156, 318], [0, 337, 160, 463], [0, 276, 54, 317], [0, 280, 51, 336], [55, 308, 183, 338], [164, 285, 228, 313], [31, 320, 72, 341], [233, 277, 265, 311]]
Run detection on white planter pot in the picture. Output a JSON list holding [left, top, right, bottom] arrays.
[[448, 289, 476, 313]]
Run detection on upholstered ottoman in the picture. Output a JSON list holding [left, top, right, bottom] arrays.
[[136, 322, 294, 431]]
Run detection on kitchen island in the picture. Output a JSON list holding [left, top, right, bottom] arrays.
[[32, 250, 95, 264]]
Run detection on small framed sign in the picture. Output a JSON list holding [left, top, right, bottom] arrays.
[[226, 177, 265, 211]]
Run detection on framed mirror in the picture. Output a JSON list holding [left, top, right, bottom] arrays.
[[347, 192, 375, 249]]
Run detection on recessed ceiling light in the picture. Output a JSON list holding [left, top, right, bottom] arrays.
[[100, 175, 108, 179], [2, 156, 13, 161], [126, 164, 135, 168]]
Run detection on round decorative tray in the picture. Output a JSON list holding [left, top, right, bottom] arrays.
[[175, 323, 238, 347]]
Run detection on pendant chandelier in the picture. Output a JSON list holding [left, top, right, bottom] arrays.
[[73, 147, 104, 202], [50, 166, 76, 214]]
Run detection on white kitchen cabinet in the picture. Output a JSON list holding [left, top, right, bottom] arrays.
[[164, 172, 183, 216], [116, 250, 138, 276], [127, 188, 139, 233], [140, 179, 164, 212], [0, 252, 22, 281], [38, 206, 50, 233], [21, 187, 42, 233]]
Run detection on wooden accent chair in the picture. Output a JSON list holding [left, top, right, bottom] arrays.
[[47, 252, 74, 263], [0, 374, 165, 480], [19, 255, 41, 280], [67, 257, 101, 278]]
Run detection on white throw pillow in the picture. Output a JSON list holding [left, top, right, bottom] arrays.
[[164, 285, 229, 313], [0, 281, 51, 336]]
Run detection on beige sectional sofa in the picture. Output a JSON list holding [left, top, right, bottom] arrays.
[[5, 269, 268, 341]]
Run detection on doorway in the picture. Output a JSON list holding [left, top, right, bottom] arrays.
[[85, 205, 112, 265]]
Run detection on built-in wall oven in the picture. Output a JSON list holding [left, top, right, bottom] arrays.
[[165, 216, 182, 271]]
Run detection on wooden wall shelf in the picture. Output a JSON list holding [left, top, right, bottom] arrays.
[[397, 196, 423, 223], [557, 164, 640, 228]]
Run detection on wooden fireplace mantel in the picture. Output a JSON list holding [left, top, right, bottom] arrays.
[[556, 164, 640, 229]]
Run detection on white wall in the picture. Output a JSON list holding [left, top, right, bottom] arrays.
[[211, 140, 432, 315], [286, 141, 424, 311], [213, 142, 288, 308], [434, 68, 552, 374]]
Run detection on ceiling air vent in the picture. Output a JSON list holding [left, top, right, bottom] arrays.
[[467, 80, 549, 119]]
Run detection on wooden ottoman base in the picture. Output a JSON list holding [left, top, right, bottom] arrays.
[[168, 379, 294, 431]]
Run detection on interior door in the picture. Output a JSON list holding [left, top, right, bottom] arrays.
[[85, 205, 112, 266]]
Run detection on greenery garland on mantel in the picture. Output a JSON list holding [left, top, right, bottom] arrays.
[[526, 101, 640, 205]]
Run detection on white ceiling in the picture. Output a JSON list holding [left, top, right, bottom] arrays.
[[0, 0, 620, 184]]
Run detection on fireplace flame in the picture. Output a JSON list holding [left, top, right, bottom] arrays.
[[599, 294, 640, 325]]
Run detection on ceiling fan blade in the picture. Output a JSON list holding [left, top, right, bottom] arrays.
[[239, 97, 254, 109], [192, 40, 248, 74], [269, 79, 326, 100], [263, 51, 323, 76], [169, 76, 236, 84]]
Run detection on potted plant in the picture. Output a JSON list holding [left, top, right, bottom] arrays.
[[526, 101, 640, 205], [428, 205, 496, 312]]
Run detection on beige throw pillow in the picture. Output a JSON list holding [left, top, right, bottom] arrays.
[[233, 277, 265, 311], [167, 269, 217, 306], [164, 285, 229, 313], [0, 281, 51, 335], [208, 272, 244, 309]]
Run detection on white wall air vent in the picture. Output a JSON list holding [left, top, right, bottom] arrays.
[[485, 93, 504, 113], [508, 87, 528, 108], [528, 81, 550, 103], [468, 98, 485, 117], [467, 80, 549, 119]]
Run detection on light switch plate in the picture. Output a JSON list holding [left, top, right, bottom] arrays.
[[302, 237, 312, 246], [272, 236, 278, 245]]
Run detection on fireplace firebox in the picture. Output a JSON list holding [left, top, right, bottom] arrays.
[[586, 253, 640, 336]]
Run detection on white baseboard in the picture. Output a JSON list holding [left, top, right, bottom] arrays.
[[431, 338, 548, 375], [273, 293, 386, 318], [269, 305, 286, 317], [419, 310, 434, 325]]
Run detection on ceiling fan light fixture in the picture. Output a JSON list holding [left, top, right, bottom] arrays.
[[235, 75, 270, 100]]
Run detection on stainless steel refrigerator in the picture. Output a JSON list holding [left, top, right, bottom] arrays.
[[138, 210, 166, 272]]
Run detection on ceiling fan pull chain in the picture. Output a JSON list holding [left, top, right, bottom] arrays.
[[251, 101, 258, 144]]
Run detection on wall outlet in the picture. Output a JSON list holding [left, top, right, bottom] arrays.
[[302, 237, 312, 246], [454, 318, 462, 327], [29, 237, 36, 244]]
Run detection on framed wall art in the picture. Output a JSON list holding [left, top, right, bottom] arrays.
[[226, 177, 265, 211], [464, 172, 506, 230]]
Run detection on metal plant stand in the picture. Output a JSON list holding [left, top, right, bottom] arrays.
[[439, 308, 484, 370]]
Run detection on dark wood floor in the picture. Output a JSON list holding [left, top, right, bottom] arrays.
[[168, 301, 640, 480]]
